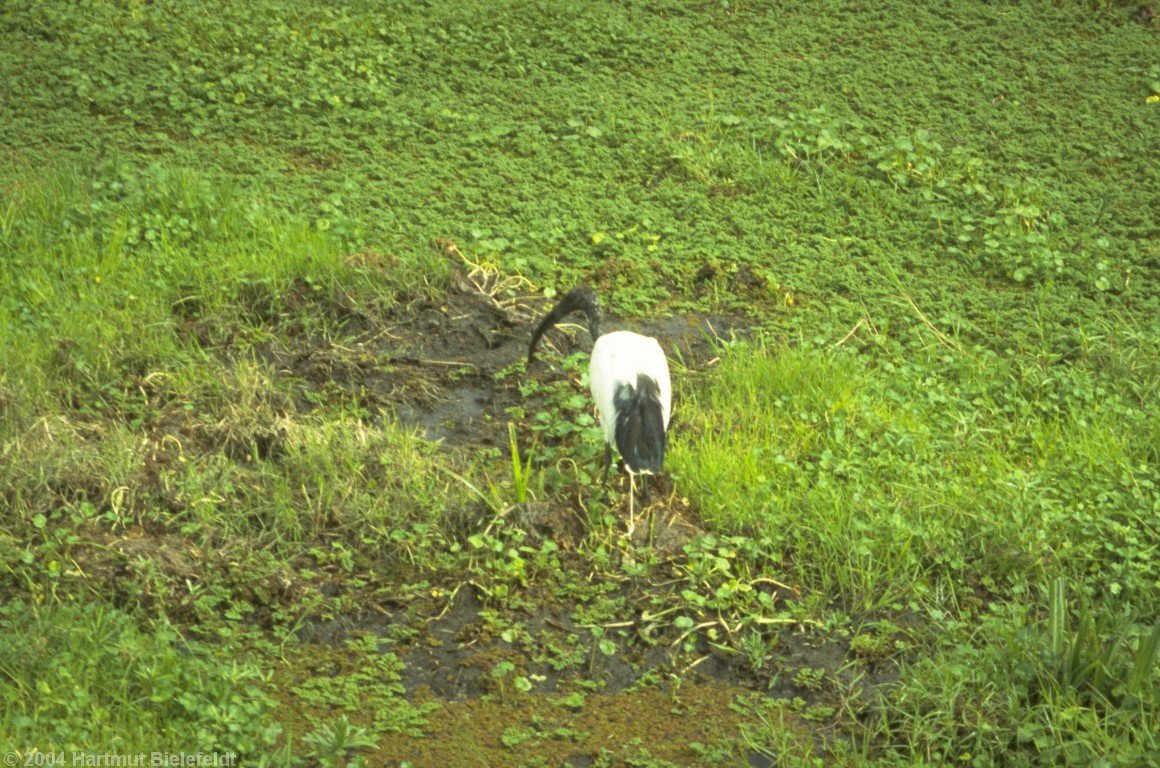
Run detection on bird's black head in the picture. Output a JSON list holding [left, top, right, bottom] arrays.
[[527, 286, 604, 363]]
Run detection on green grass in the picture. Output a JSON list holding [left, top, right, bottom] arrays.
[[671, 339, 1159, 764], [1, 0, 1157, 765], [673, 338, 1160, 615], [0, 600, 281, 755]]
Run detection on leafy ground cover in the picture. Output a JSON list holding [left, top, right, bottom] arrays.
[[1, 0, 1157, 765]]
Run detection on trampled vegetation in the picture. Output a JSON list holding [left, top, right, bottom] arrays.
[[1, 1, 1157, 765]]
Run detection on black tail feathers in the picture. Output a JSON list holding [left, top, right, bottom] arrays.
[[613, 374, 666, 474], [528, 287, 603, 362]]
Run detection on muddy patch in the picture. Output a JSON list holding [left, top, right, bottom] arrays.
[[265, 242, 746, 453], [252, 250, 875, 763], [292, 576, 868, 767], [298, 572, 855, 706], [396, 383, 492, 443]]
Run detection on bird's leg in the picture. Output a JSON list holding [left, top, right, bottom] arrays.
[[601, 442, 612, 487], [627, 473, 636, 540]]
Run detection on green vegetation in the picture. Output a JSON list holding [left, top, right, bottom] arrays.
[[0, 600, 281, 754], [1, 0, 1157, 765]]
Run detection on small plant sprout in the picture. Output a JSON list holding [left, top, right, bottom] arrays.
[[528, 286, 672, 536], [588, 625, 619, 674], [490, 659, 532, 700], [303, 715, 379, 768], [485, 421, 538, 509], [506, 421, 535, 505]]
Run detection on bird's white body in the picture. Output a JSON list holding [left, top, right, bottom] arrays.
[[528, 288, 672, 503], [589, 331, 671, 467]]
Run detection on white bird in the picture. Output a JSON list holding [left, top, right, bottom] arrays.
[[528, 288, 671, 533]]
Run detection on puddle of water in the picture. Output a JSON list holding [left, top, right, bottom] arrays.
[[748, 750, 776, 767], [400, 383, 490, 443]]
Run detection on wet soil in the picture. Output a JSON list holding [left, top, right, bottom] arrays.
[[269, 242, 747, 453], [294, 582, 864, 766], [257, 251, 880, 764]]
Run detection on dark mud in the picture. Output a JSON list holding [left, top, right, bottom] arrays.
[[295, 576, 871, 766], [300, 582, 859, 700], [268, 244, 747, 453]]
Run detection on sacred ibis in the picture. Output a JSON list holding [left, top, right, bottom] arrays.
[[527, 287, 671, 533]]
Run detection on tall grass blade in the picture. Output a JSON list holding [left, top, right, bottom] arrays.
[[1050, 576, 1066, 658], [1128, 621, 1160, 699]]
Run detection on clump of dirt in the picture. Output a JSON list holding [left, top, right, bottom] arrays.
[[603, 474, 707, 554], [260, 241, 535, 449], [393, 585, 499, 701], [503, 500, 591, 552]]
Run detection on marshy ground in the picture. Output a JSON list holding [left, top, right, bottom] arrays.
[[1, 1, 1158, 766]]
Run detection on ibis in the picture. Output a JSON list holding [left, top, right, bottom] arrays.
[[527, 287, 671, 534]]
